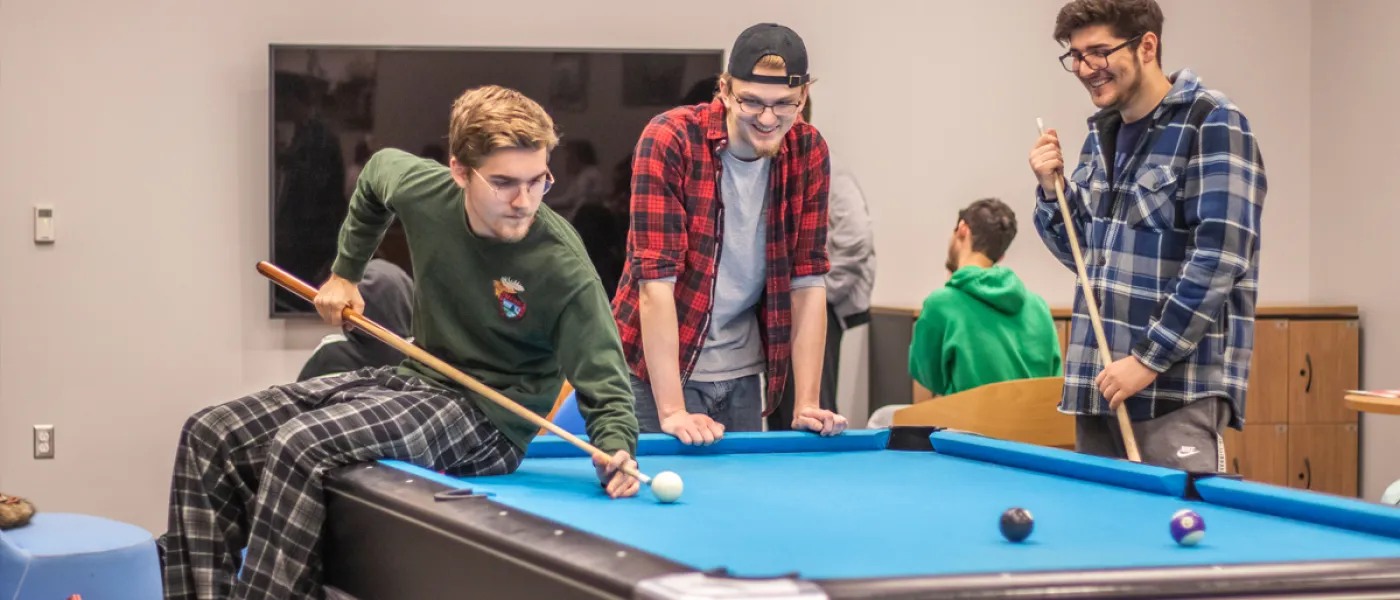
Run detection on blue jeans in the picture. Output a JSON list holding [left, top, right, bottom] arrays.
[[630, 374, 764, 434]]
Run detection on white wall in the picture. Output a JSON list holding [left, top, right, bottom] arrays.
[[1311, 0, 1400, 502], [0, 0, 1340, 536], [839, 0, 1314, 309]]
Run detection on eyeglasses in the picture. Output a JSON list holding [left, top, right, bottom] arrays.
[[729, 92, 802, 117], [472, 170, 554, 201], [1058, 33, 1143, 72]]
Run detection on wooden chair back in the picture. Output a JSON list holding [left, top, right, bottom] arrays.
[[894, 376, 1074, 449]]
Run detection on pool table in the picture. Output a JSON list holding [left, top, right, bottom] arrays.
[[321, 426, 1400, 599]]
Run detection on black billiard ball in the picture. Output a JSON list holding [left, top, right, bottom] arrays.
[[1000, 507, 1034, 542]]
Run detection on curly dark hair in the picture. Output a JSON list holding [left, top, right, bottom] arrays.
[[1053, 0, 1164, 66]]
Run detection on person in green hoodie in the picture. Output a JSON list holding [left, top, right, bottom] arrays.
[[910, 198, 1062, 397]]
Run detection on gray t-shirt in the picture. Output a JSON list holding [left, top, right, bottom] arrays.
[[690, 150, 771, 381], [646, 149, 824, 383]]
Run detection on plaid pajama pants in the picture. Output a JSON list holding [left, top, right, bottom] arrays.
[[159, 366, 524, 600]]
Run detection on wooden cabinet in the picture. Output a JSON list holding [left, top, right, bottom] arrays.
[[1286, 423, 1359, 495], [1246, 320, 1291, 425], [1223, 423, 1289, 486], [872, 305, 1361, 497], [1222, 317, 1360, 497], [1289, 321, 1362, 425]]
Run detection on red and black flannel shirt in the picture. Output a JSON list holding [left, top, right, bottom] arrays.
[[610, 98, 831, 413]]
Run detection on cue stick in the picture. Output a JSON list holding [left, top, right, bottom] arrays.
[[1035, 118, 1142, 463], [256, 260, 655, 484]]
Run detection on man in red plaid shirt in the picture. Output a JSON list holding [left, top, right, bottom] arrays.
[[612, 23, 848, 444]]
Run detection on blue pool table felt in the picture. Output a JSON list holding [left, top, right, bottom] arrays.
[[384, 432, 1400, 580]]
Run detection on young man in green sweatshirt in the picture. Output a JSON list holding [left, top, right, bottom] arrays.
[[160, 85, 640, 600], [909, 198, 1062, 397]]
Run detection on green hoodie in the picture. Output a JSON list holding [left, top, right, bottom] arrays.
[[909, 265, 1062, 397]]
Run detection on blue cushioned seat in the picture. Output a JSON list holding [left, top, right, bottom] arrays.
[[0, 512, 162, 599], [549, 390, 587, 435]]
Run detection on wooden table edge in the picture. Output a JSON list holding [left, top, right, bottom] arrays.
[[1345, 394, 1400, 416]]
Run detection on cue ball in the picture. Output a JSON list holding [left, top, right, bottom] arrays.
[[650, 471, 683, 503], [1000, 508, 1034, 542], [1171, 509, 1206, 546]]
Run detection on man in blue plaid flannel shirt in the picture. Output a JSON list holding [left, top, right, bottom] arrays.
[[1029, 0, 1266, 471]]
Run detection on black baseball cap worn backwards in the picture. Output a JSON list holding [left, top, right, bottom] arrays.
[[728, 23, 810, 87]]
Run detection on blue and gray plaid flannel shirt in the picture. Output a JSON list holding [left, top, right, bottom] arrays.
[[1034, 69, 1267, 429]]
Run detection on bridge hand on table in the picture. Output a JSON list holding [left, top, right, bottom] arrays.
[[594, 450, 640, 499]]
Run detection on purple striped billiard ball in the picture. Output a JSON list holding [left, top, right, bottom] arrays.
[[1171, 509, 1205, 546]]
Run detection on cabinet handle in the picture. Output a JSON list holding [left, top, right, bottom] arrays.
[[1232, 457, 1240, 475], [1302, 353, 1313, 393], [1298, 457, 1312, 489]]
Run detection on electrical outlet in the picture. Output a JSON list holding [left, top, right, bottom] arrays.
[[33, 425, 54, 459]]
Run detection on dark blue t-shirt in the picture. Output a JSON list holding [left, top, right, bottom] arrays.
[[1114, 116, 1150, 183]]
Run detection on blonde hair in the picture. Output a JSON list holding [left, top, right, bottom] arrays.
[[448, 85, 559, 169], [719, 55, 789, 89]]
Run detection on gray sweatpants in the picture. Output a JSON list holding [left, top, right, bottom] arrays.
[[1076, 398, 1230, 472]]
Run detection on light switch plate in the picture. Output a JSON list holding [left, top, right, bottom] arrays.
[[34, 205, 55, 244]]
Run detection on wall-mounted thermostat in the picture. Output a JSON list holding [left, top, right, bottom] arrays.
[[34, 205, 54, 244]]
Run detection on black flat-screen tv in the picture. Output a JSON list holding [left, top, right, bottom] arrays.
[[268, 44, 724, 317]]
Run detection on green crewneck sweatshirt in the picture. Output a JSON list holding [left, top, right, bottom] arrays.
[[331, 148, 638, 457], [909, 265, 1062, 397]]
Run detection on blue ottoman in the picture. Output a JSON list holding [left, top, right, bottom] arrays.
[[0, 513, 162, 600]]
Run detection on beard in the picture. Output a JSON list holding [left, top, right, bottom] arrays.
[[1091, 58, 1145, 112], [753, 137, 782, 159], [491, 215, 535, 242], [1113, 69, 1145, 111], [728, 113, 785, 159], [465, 194, 535, 242]]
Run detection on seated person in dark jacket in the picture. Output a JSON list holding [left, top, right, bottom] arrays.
[[570, 157, 633, 299], [297, 258, 414, 380]]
